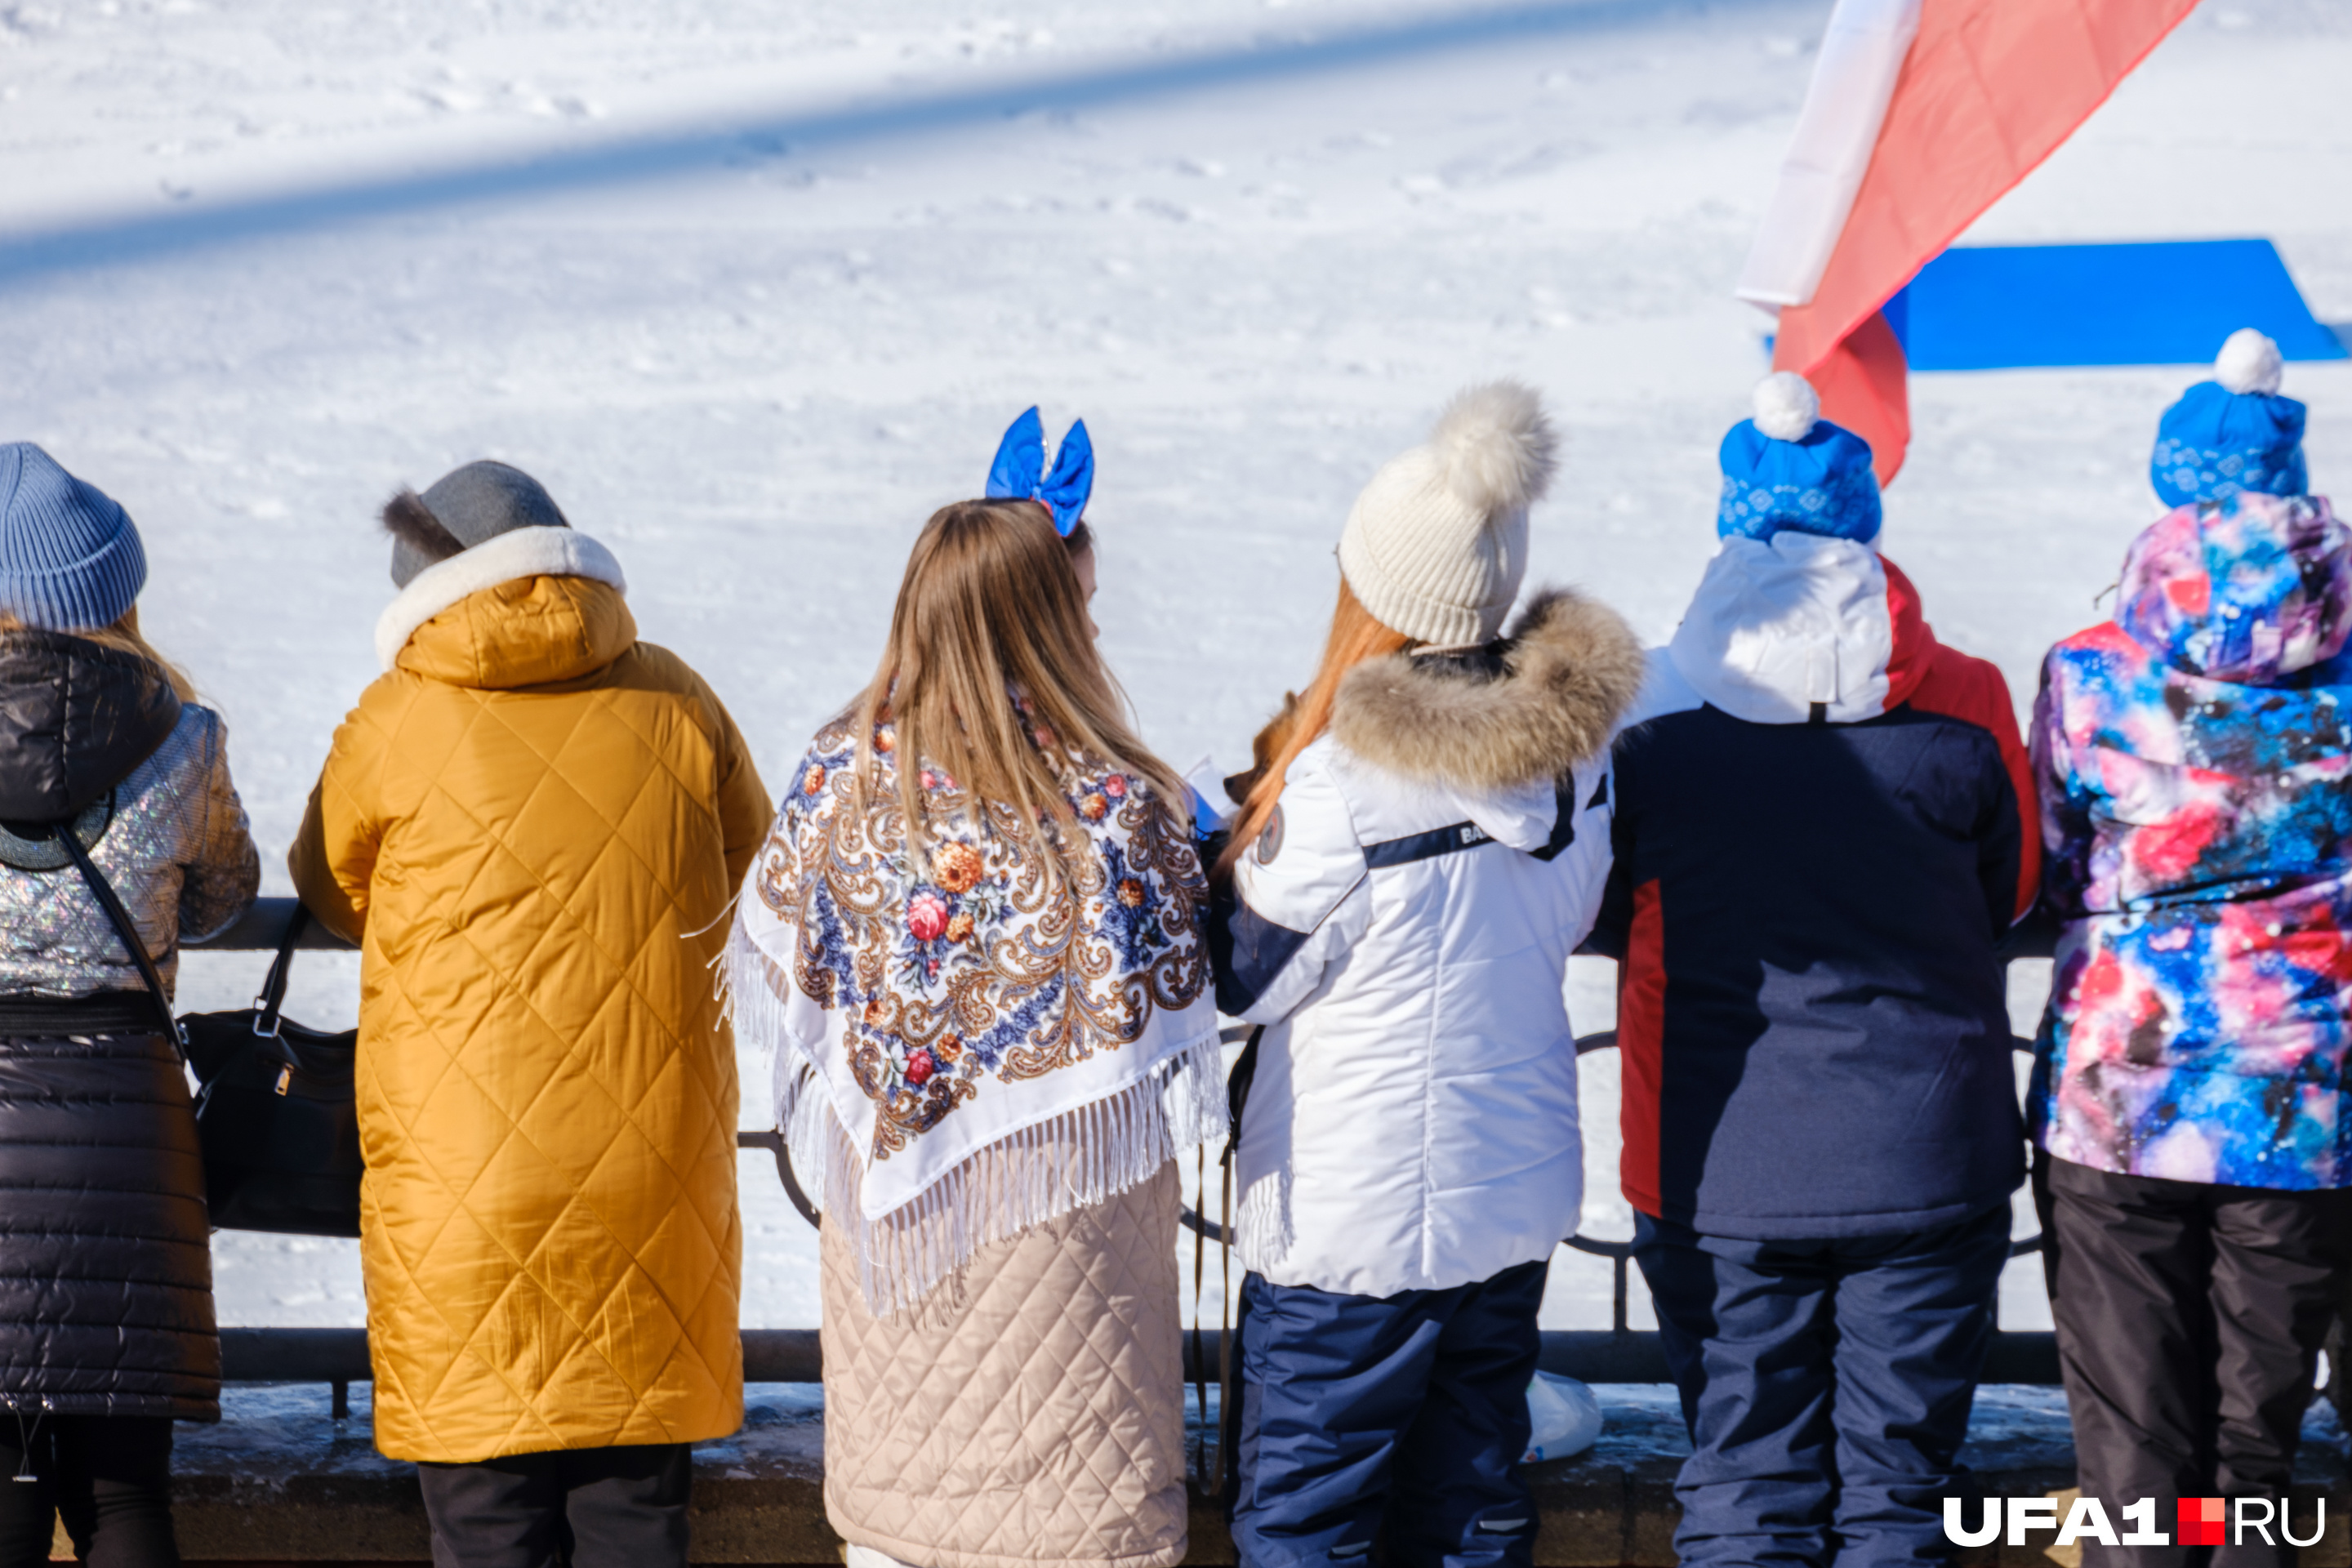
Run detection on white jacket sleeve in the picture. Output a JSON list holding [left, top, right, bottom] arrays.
[[1550, 755, 1618, 954], [1214, 744, 1368, 1025]]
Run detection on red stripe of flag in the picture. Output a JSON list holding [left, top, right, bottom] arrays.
[[1772, 0, 2200, 483]]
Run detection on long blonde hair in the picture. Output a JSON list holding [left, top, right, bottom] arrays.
[[854, 498, 1181, 866], [0, 605, 197, 702], [1216, 577, 1413, 880]]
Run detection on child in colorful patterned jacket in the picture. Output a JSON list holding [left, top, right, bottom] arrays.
[[2031, 329, 2352, 1568]]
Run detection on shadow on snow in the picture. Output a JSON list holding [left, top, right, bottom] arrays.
[[0, 0, 1794, 287]]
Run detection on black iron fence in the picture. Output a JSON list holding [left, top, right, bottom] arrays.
[[191, 898, 2066, 1391]]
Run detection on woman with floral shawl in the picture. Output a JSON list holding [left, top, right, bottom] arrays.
[[728, 493, 1220, 1568]]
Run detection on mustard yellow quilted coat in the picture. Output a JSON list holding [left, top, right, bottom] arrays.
[[291, 571, 769, 1463]]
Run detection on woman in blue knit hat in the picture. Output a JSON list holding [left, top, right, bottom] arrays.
[[2032, 332, 2349, 1565], [0, 443, 258, 1567], [1591, 375, 2038, 1568]]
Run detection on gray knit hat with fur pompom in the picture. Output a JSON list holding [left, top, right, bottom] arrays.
[[383, 460, 569, 588]]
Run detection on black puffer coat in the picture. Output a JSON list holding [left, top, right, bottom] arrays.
[[0, 630, 259, 1421]]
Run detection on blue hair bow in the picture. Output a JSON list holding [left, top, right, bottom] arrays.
[[984, 407, 1094, 537]]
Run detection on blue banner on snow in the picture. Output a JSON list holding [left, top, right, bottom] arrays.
[[1886, 240, 2346, 372]]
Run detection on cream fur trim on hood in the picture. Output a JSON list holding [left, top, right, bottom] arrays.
[[374, 526, 627, 671], [1330, 587, 1646, 791]]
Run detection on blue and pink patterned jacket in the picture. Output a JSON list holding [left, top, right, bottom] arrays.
[[2032, 491, 2352, 1190]]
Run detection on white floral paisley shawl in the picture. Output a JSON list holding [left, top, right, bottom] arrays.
[[727, 712, 1222, 1315]]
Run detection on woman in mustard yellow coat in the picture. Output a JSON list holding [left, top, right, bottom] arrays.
[[291, 461, 768, 1568]]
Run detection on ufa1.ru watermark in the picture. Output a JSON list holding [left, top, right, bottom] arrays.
[[1944, 1497, 2328, 1548]]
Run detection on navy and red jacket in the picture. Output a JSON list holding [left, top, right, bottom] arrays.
[[1590, 533, 2039, 1239]]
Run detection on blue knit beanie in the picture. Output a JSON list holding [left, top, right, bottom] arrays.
[[1717, 373, 1882, 545], [2150, 330, 2307, 509], [0, 443, 148, 633]]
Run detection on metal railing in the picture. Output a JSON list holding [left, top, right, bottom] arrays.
[[186, 897, 352, 952], [220, 1328, 826, 1420], [194, 898, 2068, 1388]]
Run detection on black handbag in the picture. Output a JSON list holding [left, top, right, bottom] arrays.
[[178, 903, 363, 1238], [52, 829, 363, 1238]]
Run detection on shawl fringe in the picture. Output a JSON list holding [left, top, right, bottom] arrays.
[[724, 924, 1226, 1318], [1232, 1165, 1295, 1265]]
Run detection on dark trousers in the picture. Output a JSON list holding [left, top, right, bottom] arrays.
[[0, 1413, 178, 1568], [416, 1443, 692, 1568], [1229, 1260, 1547, 1568], [1633, 1202, 2011, 1568], [2036, 1151, 2352, 1568]]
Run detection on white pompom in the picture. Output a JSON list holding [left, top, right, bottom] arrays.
[[2215, 328, 2283, 396], [1429, 379, 1559, 515], [1752, 372, 1820, 442]]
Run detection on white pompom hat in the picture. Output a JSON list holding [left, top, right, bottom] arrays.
[[1336, 381, 1560, 648]]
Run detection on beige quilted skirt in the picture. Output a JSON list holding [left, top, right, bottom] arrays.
[[820, 1160, 1188, 1568]]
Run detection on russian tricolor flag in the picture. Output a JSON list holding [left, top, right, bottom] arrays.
[[1738, 0, 2201, 484]]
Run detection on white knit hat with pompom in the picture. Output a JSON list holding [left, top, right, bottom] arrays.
[[1337, 381, 1560, 648]]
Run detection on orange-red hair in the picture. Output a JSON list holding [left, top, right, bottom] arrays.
[[1216, 577, 1411, 880]]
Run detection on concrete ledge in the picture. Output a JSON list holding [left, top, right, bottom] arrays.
[[1515, 1388, 2350, 1568], [130, 1384, 2349, 1566]]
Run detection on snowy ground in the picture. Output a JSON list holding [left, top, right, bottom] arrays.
[[5, 0, 2350, 1330]]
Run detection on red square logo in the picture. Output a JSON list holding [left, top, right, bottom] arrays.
[[2179, 1498, 2226, 1547]]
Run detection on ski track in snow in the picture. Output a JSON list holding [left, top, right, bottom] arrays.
[[5, 0, 2350, 1330]]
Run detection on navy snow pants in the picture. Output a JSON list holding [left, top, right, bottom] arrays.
[[1634, 1203, 2010, 1568], [1228, 1259, 1546, 1568]]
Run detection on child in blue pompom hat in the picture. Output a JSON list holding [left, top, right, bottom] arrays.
[[1713, 372, 1882, 545], [1592, 372, 2037, 1568], [2031, 330, 2351, 1561], [2149, 327, 2307, 506]]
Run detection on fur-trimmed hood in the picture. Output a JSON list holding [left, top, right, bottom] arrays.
[[1330, 587, 1644, 791], [374, 525, 627, 672]]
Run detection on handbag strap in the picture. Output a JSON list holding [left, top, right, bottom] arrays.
[[1191, 1025, 1263, 1499], [252, 903, 309, 1038], [53, 827, 186, 1054], [1221, 1025, 1262, 1168]]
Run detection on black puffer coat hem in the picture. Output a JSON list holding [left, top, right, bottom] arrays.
[[0, 1392, 220, 1423], [0, 1030, 220, 1420]]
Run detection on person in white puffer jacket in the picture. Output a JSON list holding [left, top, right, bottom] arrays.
[[1210, 381, 1643, 1568]]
